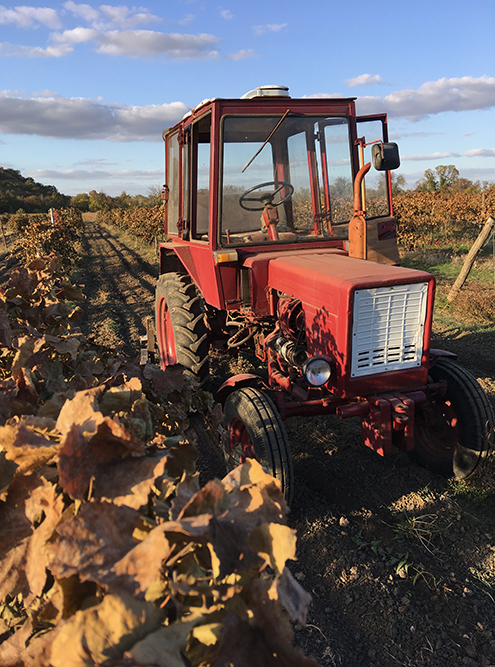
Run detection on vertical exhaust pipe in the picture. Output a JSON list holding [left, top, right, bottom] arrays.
[[348, 162, 371, 260]]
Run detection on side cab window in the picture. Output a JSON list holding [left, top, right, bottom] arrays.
[[166, 113, 211, 241], [166, 131, 180, 236], [191, 113, 212, 241]]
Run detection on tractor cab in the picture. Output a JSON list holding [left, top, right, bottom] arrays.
[[161, 85, 401, 307]]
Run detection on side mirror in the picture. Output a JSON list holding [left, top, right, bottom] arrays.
[[372, 142, 400, 171]]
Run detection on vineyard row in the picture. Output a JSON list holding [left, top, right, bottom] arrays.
[[2, 187, 495, 256], [97, 188, 495, 249]]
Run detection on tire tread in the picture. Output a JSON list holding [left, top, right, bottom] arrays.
[[414, 358, 494, 478], [223, 387, 293, 503], [155, 272, 209, 384]]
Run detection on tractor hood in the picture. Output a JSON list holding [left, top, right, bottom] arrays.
[[242, 248, 435, 397], [242, 248, 433, 314]]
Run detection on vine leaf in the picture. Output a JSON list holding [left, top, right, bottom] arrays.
[[128, 620, 196, 667], [0, 478, 63, 605], [48, 502, 140, 584], [49, 592, 163, 667], [92, 451, 170, 509], [249, 523, 297, 577], [0, 422, 60, 475]]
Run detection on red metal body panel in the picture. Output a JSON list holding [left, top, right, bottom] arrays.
[[268, 252, 432, 301], [216, 373, 263, 404], [159, 240, 225, 309], [241, 246, 347, 314]]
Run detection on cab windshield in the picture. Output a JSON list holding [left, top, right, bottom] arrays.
[[220, 114, 354, 246]]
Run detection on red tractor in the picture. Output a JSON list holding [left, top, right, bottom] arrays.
[[155, 85, 494, 502]]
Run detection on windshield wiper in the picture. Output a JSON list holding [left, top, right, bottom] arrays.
[[241, 109, 291, 173]]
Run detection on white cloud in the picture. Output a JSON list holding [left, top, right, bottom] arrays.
[[0, 41, 71, 57], [464, 148, 495, 158], [51, 27, 97, 45], [391, 131, 445, 139], [401, 151, 461, 162], [347, 74, 382, 87], [0, 91, 190, 141], [28, 167, 163, 180], [220, 9, 233, 20], [63, 1, 99, 23], [229, 49, 256, 60], [75, 158, 118, 166], [462, 131, 475, 137], [98, 5, 162, 28], [113, 103, 189, 139], [0, 4, 218, 60], [95, 30, 219, 58], [253, 23, 286, 35], [355, 76, 495, 120], [178, 13, 194, 26], [63, 2, 161, 29], [26, 166, 165, 195], [303, 92, 344, 99], [1, 23, 221, 60], [0, 5, 61, 28]]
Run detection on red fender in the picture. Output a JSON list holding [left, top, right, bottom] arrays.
[[216, 373, 263, 404], [429, 349, 458, 368]]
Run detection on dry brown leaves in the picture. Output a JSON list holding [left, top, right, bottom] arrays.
[[0, 253, 318, 667]]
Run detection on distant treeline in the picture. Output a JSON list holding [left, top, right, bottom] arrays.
[[0, 167, 70, 213], [0, 167, 161, 214], [2, 163, 494, 217]]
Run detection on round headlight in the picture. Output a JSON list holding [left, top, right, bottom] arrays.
[[303, 357, 332, 386]]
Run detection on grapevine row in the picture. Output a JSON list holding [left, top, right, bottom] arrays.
[[93, 190, 495, 251], [97, 205, 164, 245], [0, 214, 315, 665], [394, 188, 495, 248]]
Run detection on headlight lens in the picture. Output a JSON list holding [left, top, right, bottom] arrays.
[[303, 357, 332, 386]]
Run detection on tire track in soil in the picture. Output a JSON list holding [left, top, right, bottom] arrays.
[[76, 221, 158, 356]]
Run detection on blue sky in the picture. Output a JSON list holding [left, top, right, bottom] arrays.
[[1, 0, 494, 197]]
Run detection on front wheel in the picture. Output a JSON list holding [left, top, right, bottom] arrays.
[[413, 358, 494, 479], [222, 387, 294, 504]]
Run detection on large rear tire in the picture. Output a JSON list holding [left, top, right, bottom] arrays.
[[155, 273, 209, 384], [413, 358, 494, 479], [222, 387, 294, 504]]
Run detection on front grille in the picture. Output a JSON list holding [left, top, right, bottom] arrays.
[[351, 282, 428, 378]]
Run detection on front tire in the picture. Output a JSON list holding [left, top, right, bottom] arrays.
[[413, 358, 494, 479], [155, 273, 209, 384], [222, 387, 294, 504]]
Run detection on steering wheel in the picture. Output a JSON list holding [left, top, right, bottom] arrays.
[[239, 181, 294, 211]]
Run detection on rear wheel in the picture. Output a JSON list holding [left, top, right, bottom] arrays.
[[414, 358, 494, 479], [155, 273, 209, 384], [222, 387, 294, 504]]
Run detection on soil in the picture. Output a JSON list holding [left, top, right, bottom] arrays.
[[77, 220, 495, 667], [74, 218, 159, 357]]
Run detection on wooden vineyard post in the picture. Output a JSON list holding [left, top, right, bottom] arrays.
[[0, 216, 7, 251], [447, 216, 495, 302]]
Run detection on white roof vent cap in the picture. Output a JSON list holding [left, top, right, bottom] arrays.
[[241, 85, 290, 99]]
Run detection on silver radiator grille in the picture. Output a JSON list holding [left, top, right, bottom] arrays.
[[351, 282, 428, 378]]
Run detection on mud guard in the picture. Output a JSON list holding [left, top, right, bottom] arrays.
[[429, 349, 458, 368], [216, 373, 264, 405]]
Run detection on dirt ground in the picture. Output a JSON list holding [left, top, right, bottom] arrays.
[[73, 219, 159, 357], [77, 220, 495, 667]]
